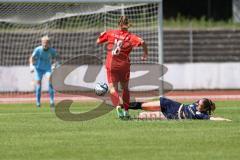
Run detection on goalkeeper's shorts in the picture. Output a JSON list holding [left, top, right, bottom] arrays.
[[34, 68, 52, 81]]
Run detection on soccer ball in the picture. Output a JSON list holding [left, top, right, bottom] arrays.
[[94, 82, 108, 96]]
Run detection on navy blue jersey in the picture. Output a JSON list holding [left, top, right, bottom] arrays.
[[182, 103, 210, 120], [159, 97, 210, 120]]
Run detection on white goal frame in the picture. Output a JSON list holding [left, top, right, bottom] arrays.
[[0, 0, 164, 95], [0, 0, 163, 65]]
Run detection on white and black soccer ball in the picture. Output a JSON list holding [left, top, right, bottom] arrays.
[[94, 82, 108, 96]]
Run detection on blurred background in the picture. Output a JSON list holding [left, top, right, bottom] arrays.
[[162, 0, 240, 90]]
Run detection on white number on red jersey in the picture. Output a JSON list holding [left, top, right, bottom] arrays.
[[112, 39, 123, 55]]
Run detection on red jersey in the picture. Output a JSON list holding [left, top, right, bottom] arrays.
[[97, 29, 144, 70]]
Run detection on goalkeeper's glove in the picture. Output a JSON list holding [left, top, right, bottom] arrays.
[[30, 64, 35, 73], [51, 62, 61, 71]]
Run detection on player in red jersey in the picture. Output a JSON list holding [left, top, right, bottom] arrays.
[[97, 16, 148, 119]]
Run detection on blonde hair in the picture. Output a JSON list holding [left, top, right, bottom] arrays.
[[41, 35, 50, 41], [118, 16, 132, 28]]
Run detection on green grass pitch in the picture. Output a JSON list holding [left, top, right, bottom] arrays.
[[0, 101, 240, 160]]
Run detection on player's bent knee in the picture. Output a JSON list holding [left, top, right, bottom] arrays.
[[109, 87, 116, 94], [108, 83, 117, 94], [36, 80, 41, 85]]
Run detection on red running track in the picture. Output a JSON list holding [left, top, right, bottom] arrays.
[[0, 90, 240, 104]]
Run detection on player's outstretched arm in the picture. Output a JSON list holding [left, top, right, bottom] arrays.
[[210, 116, 232, 121], [96, 38, 101, 44], [141, 42, 148, 61], [96, 31, 108, 44]]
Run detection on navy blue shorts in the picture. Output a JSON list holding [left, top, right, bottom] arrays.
[[160, 97, 182, 119]]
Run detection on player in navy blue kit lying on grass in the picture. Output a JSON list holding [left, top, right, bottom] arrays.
[[128, 97, 231, 121]]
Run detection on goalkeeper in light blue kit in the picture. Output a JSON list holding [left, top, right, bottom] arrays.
[[29, 36, 60, 108]]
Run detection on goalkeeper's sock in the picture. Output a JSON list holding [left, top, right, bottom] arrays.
[[122, 88, 130, 111], [48, 83, 54, 105], [110, 91, 120, 106], [36, 84, 41, 106]]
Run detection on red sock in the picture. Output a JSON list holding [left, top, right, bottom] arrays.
[[122, 88, 130, 111], [110, 91, 120, 106]]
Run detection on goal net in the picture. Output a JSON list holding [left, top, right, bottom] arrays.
[[0, 1, 163, 102]]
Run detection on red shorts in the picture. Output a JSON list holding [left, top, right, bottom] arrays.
[[106, 68, 130, 83], [106, 57, 130, 83]]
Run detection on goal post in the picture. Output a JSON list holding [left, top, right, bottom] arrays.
[[0, 0, 163, 99]]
